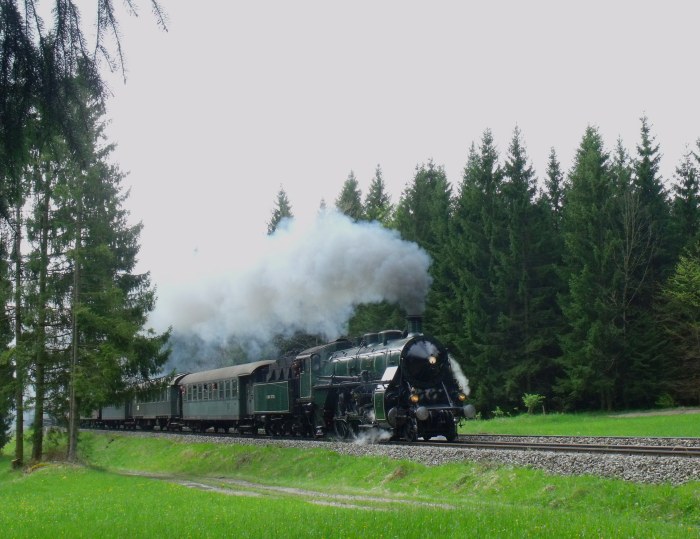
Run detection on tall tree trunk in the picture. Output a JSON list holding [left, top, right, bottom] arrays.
[[31, 191, 50, 462], [12, 204, 23, 468], [67, 205, 81, 462]]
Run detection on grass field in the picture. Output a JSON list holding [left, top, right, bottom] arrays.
[[459, 408, 700, 437], [1, 411, 698, 538]]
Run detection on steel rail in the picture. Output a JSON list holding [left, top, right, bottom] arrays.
[[428, 439, 700, 457]]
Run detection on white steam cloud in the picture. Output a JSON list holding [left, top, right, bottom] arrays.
[[154, 211, 432, 345], [449, 355, 471, 397]]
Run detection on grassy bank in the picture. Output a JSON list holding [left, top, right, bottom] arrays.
[[459, 409, 700, 437], [1, 429, 698, 538]]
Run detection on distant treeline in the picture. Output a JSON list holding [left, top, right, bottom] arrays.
[[270, 119, 700, 414]]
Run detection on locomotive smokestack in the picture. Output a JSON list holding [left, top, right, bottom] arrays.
[[406, 315, 423, 336]]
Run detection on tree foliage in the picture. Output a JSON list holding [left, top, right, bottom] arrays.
[[363, 165, 393, 224], [659, 250, 700, 403], [268, 119, 700, 413], [335, 171, 363, 221], [267, 186, 293, 235]]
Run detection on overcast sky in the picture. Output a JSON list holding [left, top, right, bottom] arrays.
[[94, 1, 700, 332]]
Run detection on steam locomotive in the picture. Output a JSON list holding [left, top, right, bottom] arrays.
[[89, 316, 476, 442]]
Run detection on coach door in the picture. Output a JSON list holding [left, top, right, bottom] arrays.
[[299, 354, 319, 399], [246, 377, 255, 416]]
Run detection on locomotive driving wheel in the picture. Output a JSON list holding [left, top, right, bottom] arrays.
[[444, 424, 458, 442], [333, 419, 349, 439], [333, 419, 357, 440], [402, 418, 418, 442]]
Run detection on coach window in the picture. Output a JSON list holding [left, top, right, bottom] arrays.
[[197, 384, 203, 400], [232, 379, 238, 398]]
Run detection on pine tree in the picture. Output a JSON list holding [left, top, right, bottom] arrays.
[[543, 148, 564, 227], [1, 2, 167, 167], [608, 139, 659, 407], [363, 165, 393, 224], [36, 92, 171, 460], [0, 216, 13, 451], [267, 186, 293, 235], [348, 165, 399, 334], [25, 137, 72, 461], [335, 171, 363, 220], [659, 250, 700, 404], [558, 126, 621, 410], [393, 160, 451, 331], [445, 131, 506, 412], [669, 148, 700, 252], [1, 0, 166, 467], [619, 117, 671, 406], [497, 127, 561, 404]]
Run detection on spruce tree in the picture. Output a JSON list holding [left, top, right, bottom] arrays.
[[558, 126, 621, 410], [25, 137, 73, 461], [363, 165, 393, 224], [446, 131, 506, 412], [0, 218, 13, 451], [267, 186, 293, 235], [393, 160, 451, 331], [1, 2, 167, 172], [497, 127, 561, 404], [609, 139, 659, 407], [335, 171, 363, 220], [621, 117, 671, 406], [670, 148, 700, 252], [543, 148, 564, 227], [348, 165, 399, 334], [1, 0, 166, 468], [659, 250, 700, 404]]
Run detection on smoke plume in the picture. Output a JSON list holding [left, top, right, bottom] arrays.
[[155, 211, 432, 353]]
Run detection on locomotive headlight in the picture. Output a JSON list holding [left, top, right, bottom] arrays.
[[409, 393, 420, 404], [457, 393, 467, 402], [428, 355, 437, 365]]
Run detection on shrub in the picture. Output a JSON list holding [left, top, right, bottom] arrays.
[[522, 393, 545, 414], [655, 393, 676, 409]]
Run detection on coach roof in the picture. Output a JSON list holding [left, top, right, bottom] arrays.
[[179, 360, 275, 385]]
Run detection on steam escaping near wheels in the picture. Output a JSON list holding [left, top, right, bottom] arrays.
[[157, 210, 432, 360], [448, 355, 471, 397]]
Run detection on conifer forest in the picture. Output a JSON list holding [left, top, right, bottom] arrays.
[[309, 121, 700, 416]]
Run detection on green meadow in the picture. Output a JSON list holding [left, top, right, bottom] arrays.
[[459, 408, 700, 437], [1, 411, 698, 538]]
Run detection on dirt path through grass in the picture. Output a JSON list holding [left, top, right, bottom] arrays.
[[120, 470, 457, 511]]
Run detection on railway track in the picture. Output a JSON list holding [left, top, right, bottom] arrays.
[[443, 437, 700, 458], [90, 427, 700, 458]]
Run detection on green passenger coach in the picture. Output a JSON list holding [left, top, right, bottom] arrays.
[[179, 360, 275, 433]]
